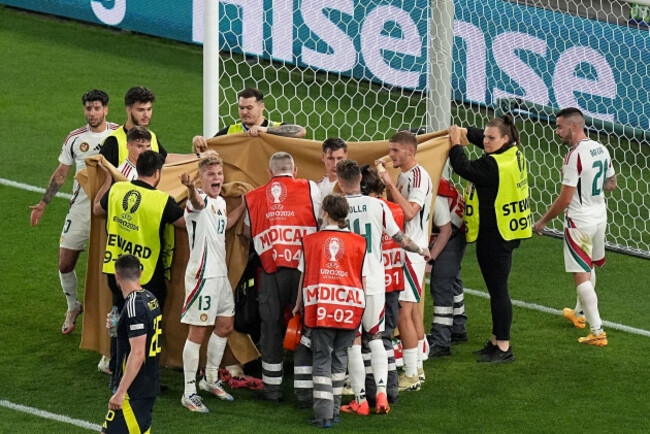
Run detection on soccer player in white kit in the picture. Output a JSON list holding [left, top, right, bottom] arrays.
[[376, 131, 433, 391], [179, 156, 247, 413], [534, 108, 616, 346], [336, 160, 429, 415], [316, 138, 348, 196], [29, 90, 118, 335]]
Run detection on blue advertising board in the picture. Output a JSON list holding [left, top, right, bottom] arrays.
[[453, 0, 650, 130], [2, 0, 648, 129]]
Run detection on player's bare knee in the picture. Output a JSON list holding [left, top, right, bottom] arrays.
[[187, 325, 209, 344], [58, 248, 80, 273], [58, 260, 75, 274], [214, 317, 233, 337]]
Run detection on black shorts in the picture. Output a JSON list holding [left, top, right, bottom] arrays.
[[101, 397, 155, 434]]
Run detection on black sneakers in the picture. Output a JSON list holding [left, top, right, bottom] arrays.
[[472, 339, 497, 356], [477, 346, 515, 364]]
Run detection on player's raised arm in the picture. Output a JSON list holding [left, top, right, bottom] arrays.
[[180, 172, 204, 211]]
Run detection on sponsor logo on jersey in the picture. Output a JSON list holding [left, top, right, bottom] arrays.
[[80, 142, 90, 152], [122, 190, 142, 213]]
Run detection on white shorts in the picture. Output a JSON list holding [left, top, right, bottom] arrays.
[[360, 293, 386, 335], [563, 222, 606, 273], [181, 275, 234, 326], [59, 201, 91, 251], [399, 260, 425, 303]]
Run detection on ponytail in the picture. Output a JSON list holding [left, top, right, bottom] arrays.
[[487, 114, 520, 148]]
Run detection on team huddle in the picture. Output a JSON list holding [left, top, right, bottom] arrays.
[[30, 87, 616, 432]]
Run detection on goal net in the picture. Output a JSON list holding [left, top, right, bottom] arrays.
[[208, 0, 650, 257]]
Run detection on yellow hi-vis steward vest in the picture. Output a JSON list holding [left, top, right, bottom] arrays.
[[464, 146, 532, 243], [103, 181, 170, 285], [226, 120, 280, 134], [110, 126, 160, 166]]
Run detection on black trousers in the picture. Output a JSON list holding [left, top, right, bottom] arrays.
[[259, 268, 301, 398], [475, 232, 519, 341]]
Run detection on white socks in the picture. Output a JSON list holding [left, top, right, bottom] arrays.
[[206, 334, 228, 384], [590, 269, 597, 288], [367, 339, 388, 393], [418, 338, 428, 362], [347, 344, 366, 403], [576, 281, 603, 335], [403, 347, 418, 377], [183, 340, 201, 397], [59, 271, 78, 311], [575, 270, 597, 316]]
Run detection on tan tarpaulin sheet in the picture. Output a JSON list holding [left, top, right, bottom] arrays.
[[78, 130, 456, 368]]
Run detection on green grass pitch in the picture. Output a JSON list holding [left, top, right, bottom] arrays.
[[1, 6, 649, 433]]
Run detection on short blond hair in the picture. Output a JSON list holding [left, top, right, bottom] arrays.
[[198, 155, 223, 172]]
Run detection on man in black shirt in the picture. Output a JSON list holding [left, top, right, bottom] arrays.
[[94, 151, 185, 309], [102, 254, 163, 434], [94, 151, 185, 377]]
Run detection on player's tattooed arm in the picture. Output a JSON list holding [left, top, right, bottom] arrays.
[[604, 174, 617, 192], [42, 164, 71, 204], [29, 163, 71, 226], [392, 231, 426, 256], [266, 124, 307, 138]]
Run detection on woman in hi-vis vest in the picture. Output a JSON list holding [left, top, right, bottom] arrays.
[[447, 115, 532, 364]]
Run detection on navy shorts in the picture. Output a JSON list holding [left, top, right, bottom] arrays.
[[101, 397, 155, 434]]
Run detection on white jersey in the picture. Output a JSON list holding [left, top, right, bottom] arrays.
[[345, 194, 400, 295], [117, 158, 137, 181], [316, 175, 337, 197], [396, 164, 432, 263], [58, 122, 119, 206], [184, 192, 228, 278], [432, 196, 451, 228], [562, 138, 615, 227]]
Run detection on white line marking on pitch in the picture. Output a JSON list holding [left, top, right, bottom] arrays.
[[464, 288, 650, 337], [0, 178, 73, 199], [0, 400, 102, 431]]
